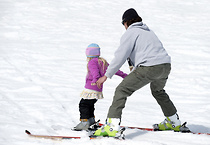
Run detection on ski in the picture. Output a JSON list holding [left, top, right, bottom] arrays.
[[25, 130, 125, 140], [25, 121, 210, 141], [98, 122, 210, 136], [99, 123, 153, 131], [89, 135, 125, 140], [25, 130, 81, 140], [153, 122, 210, 136]]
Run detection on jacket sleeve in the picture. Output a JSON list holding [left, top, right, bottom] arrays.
[[88, 60, 100, 83], [106, 63, 127, 78], [115, 70, 127, 78], [105, 29, 138, 79]]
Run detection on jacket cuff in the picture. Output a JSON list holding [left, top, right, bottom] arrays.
[[91, 79, 98, 83], [122, 74, 128, 78], [105, 72, 112, 79]]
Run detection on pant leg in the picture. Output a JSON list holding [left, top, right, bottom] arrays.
[[79, 98, 98, 119], [107, 63, 177, 119], [149, 64, 177, 116], [88, 99, 97, 118], [107, 66, 152, 118], [79, 98, 90, 119]]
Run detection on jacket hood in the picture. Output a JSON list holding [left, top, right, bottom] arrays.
[[128, 22, 150, 31]]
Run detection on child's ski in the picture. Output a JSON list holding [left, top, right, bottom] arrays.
[[25, 130, 81, 140], [25, 129, 125, 140]]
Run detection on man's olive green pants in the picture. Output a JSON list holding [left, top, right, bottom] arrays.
[[107, 63, 177, 118]]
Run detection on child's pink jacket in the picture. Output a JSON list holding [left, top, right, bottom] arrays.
[[85, 58, 127, 92]]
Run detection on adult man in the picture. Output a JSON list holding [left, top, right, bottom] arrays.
[[94, 8, 182, 137]]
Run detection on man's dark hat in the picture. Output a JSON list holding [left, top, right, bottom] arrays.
[[122, 8, 140, 24]]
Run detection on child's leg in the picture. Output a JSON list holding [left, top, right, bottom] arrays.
[[88, 99, 97, 125], [74, 98, 91, 131], [88, 99, 97, 118], [79, 98, 90, 119]]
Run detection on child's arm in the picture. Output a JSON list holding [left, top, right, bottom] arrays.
[[115, 70, 127, 78]]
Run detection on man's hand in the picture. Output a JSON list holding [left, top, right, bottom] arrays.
[[129, 66, 134, 71], [96, 75, 107, 89]]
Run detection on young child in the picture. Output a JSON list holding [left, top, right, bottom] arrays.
[[74, 43, 127, 131]]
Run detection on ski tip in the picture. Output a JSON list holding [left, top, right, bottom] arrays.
[[25, 130, 31, 135]]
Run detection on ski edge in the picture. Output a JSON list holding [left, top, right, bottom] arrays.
[[25, 130, 81, 139]]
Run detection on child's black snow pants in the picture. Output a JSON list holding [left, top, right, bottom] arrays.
[[79, 98, 97, 119]]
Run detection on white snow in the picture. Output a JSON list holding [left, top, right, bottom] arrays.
[[1, 0, 210, 145]]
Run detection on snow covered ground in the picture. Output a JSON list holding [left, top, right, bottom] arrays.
[[1, 0, 210, 144]]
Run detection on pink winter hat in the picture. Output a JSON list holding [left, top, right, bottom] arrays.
[[86, 43, 100, 57]]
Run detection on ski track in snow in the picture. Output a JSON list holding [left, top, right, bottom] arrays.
[[0, 0, 210, 145]]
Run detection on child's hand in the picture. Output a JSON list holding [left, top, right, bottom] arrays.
[[91, 83, 96, 86], [96, 75, 107, 89]]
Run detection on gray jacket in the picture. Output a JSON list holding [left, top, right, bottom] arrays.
[[105, 22, 171, 78]]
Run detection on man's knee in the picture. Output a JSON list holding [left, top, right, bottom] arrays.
[[115, 85, 134, 96], [152, 90, 169, 101]]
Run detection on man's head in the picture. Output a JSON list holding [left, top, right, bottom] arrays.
[[122, 8, 142, 29]]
